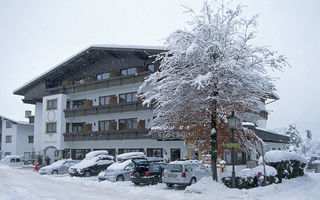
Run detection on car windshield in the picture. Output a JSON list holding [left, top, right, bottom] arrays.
[[166, 164, 182, 172], [132, 158, 148, 166]]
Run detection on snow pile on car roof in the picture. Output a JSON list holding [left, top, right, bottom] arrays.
[[235, 165, 277, 178], [108, 160, 132, 170], [117, 152, 145, 161], [85, 150, 109, 160], [261, 150, 307, 164], [71, 155, 113, 169]]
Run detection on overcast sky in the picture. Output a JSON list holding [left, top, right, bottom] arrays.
[[0, 0, 319, 139]]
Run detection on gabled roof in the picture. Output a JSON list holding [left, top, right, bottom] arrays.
[[0, 115, 30, 125], [13, 44, 167, 96]]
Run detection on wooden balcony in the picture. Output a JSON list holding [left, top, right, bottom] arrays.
[[64, 101, 151, 118], [46, 72, 150, 95], [63, 129, 155, 142]]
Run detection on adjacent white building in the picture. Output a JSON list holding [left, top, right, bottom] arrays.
[[13, 45, 289, 166], [0, 116, 34, 159]]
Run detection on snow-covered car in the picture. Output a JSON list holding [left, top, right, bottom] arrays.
[[38, 159, 78, 175], [69, 150, 114, 177], [98, 159, 135, 182], [162, 160, 211, 187], [116, 152, 146, 162], [0, 155, 22, 167]]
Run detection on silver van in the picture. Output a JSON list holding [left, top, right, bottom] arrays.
[[162, 160, 211, 187]]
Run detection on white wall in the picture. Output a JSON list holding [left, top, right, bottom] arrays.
[[34, 102, 43, 153], [1, 119, 18, 155], [16, 124, 34, 157]]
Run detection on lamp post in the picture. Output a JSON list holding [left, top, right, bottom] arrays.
[[227, 111, 239, 188]]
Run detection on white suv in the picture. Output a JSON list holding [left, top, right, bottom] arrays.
[[162, 160, 211, 187]]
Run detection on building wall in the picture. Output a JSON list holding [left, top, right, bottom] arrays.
[[1, 119, 18, 155], [34, 102, 43, 153], [16, 124, 34, 158]]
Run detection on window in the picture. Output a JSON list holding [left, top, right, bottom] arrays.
[[28, 136, 34, 144], [99, 95, 117, 105], [72, 100, 84, 109], [147, 148, 163, 157], [119, 118, 137, 130], [147, 64, 155, 72], [170, 148, 181, 161], [5, 135, 12, 143], [118, 148, 144, 155], [72, 123, 84, 133], [47, 99, 57, 110], [6, 121, 12, 128], [99, 120, 117, 131], [120, 67, 136, 76], [4, 152, 11, 156], [66, 123, 70, 133], [24, 152, 31, 159], [74, 78, 84, 84], [96, 72, 110, 80], [119, 92, 137, 103], [71, 149, 91, 160], [46, 123, 57, 133]]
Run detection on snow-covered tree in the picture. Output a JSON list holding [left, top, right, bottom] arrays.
[[284, 124, 303, 152], [139, 1, 288, 180]]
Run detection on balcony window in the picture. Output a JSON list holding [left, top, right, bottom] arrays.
[[97, 72, 110, 80], [46, 123, 57, 133], [119, 118, 137, 130], [74, 78, 84, 84], [72, 123, 84, 133], [99, 120, 117, 131], [147, 64, 155, 72], [5, 135, 12, 143], [72, 100, 84, 109], [99, 95, 117, 105], [120, 67, 136, 76], [47, 99, 57, 110], [119, 92, 137, 103]]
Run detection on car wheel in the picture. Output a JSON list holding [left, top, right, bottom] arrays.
[[84, 171, 91, 177], [52, 170, 58, 175], [166, 183, 173, 187], [189, 177, 196, 185], [116, 175, 124, 182]]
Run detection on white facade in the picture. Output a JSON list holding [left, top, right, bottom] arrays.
[[1, 118, 34, 159]]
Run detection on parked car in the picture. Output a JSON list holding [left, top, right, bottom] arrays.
[[130, 158, 167, 185], [98, 159, 135, 181], [306, 156, 320, 171], [162, 160, 211, 187], [39, 159, 78, 175], [69, 150, 114, 177], [0, 155, 22, 167]]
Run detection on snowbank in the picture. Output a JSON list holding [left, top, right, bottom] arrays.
[[261, 150, 307, 164]]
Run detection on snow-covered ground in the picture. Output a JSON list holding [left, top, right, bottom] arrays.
[[0, 165, 319, 200]]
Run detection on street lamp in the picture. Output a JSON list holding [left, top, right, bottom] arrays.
[[227, 111, 239, 188]]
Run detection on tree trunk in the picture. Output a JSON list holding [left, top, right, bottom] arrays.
[[211, 113, 218, 181]]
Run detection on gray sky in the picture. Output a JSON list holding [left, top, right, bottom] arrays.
[[0, 0, 319, 139]]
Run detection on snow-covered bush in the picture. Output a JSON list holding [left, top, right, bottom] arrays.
[[261, 150, 307, 182], [221, 165, 278, 189]]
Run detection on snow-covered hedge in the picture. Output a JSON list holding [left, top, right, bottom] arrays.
[[260, 150, 307, 182], [221, 165, 279, 189]]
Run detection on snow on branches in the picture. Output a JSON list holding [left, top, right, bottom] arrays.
[[139, 1, 288, 154]]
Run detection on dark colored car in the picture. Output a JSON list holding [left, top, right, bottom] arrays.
[[130, 158, 167, 185], [69, 151, 114, 177]]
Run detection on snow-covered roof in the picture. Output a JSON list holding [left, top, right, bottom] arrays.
[[0, 115, 30, 125], [13, 44, 166, 96]]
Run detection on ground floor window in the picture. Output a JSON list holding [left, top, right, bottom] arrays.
[[71, 149, 91, 160], [118, 148, 144, 155], [147, 148, 163, 157], [170, 148, 181, 161]]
